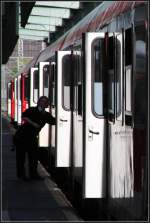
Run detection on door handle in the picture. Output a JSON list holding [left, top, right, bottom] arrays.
[[89, 129, 100, 135], [60, 118, 68, 122]]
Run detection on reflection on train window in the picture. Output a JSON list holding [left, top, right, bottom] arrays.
[[116, 36, 121, 117], [25, 75, 30, 101], [33, 70, 39, 103], [43, 65, 49, 97], [62, 55, 71, 110], [92, 38, 104, 116]]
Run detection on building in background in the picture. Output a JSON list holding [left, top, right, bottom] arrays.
[[1, 38, 44, 111]]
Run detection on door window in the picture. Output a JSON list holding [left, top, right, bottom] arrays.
[[62, 55, 71, 110], [91, 38, 104, 116]]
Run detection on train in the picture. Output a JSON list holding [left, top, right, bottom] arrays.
[[7, 1, 148, 220]]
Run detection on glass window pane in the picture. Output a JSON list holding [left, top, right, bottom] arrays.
[[62, 55, 71, 110], [108, 70, 115, 113], [92, 39, 104, 116], [116, 37, 121, 117], [108, 36, 115, 117], [8, 84, 11, 99], [125, 67, 131, 113], [51, 64, 55, 106], [33, 70, 39, 103], [43, 65, 49, 97], [25, 75, 30, 100]]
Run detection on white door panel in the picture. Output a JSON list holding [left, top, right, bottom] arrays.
[[51, 108, 56, 148], [30, 67, 38, 107], [109, 124, 134, 198], [14, 78, 18, 122], [17, 75, 22, 125], [74, 114, 83, 167], [7, 83, 11, 117], [56, 51, 71, 167], [83, 32, 106, 198], [39, 108, 50, 147]]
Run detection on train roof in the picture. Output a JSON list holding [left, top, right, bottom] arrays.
[[22, 1, 146, 69]]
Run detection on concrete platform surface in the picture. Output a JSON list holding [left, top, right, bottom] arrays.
[[1, 115, 83, 222]]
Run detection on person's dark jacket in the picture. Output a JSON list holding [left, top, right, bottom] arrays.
[[13, 106, 55, 145]]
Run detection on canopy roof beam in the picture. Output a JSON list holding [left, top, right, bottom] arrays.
[[20, 24, 56, 32], [31, 7, 70, 18], [35, 1, 80, 9]]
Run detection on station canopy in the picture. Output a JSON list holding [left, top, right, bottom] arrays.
[[19, 1, 80, 41]]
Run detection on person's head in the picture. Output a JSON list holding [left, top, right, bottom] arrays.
[[37, 96, 50, 109]]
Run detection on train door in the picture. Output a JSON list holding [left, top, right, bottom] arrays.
[[7, 82, 11, 118], [17, 75, 22, 125], [72, 50, 83, 168], [11, 80, 15, 122], [11, 80, 15, 123], [55, 51, 71, 167], [22, 74, 30, 111], [21, 73, 30, 113], [30, 67, 39, 107], [49, 62, 56, 150], [83, 33, 106, 198], [39, 62, 50, 147], [107, 32, 134, 198], [14, 77, 18, 124]]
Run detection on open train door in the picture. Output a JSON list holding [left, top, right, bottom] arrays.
[[14, 77, 18, 124], [17, 75, 22, 125], [7, 82, 11, 118], [55, 51, 71, 167], [83, 32, 106, 198], [30, 67, 39, 107], [39, 62, 50, 147]]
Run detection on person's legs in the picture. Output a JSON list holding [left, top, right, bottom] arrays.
[[27, 139, 39, 178], [28, 147, 38, 178], [16, 145, 26, 178]]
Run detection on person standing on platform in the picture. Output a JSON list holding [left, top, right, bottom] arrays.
[[13, 96, 55, 181]]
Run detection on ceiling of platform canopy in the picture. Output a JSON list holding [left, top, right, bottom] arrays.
[[19, 1, 80, 41]]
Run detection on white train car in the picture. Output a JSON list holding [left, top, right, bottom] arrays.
[[8, 1, 148, 220]]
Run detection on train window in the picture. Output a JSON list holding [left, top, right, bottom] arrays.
[[15, 79, 18, 100], [125, 66, 132, 114], [125, 29, 132, 66], [43, 65, 49, 97], [8, 84, 11, 99], [51, 64, 55, 106], [125, 28, 133, 125], [62, 55, 71, 110], [116, 36, 121, 118], [25, 75, 30, 101], [108, 36, 115, 121], [19, 77, 22, 101], [75, 54, 82, 115], [134, 24, 146, 126], [92, 38, 104, 116], [33, 70, 39, 103]]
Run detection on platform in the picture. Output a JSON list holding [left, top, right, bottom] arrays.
[[1, 115, 83, 221]]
